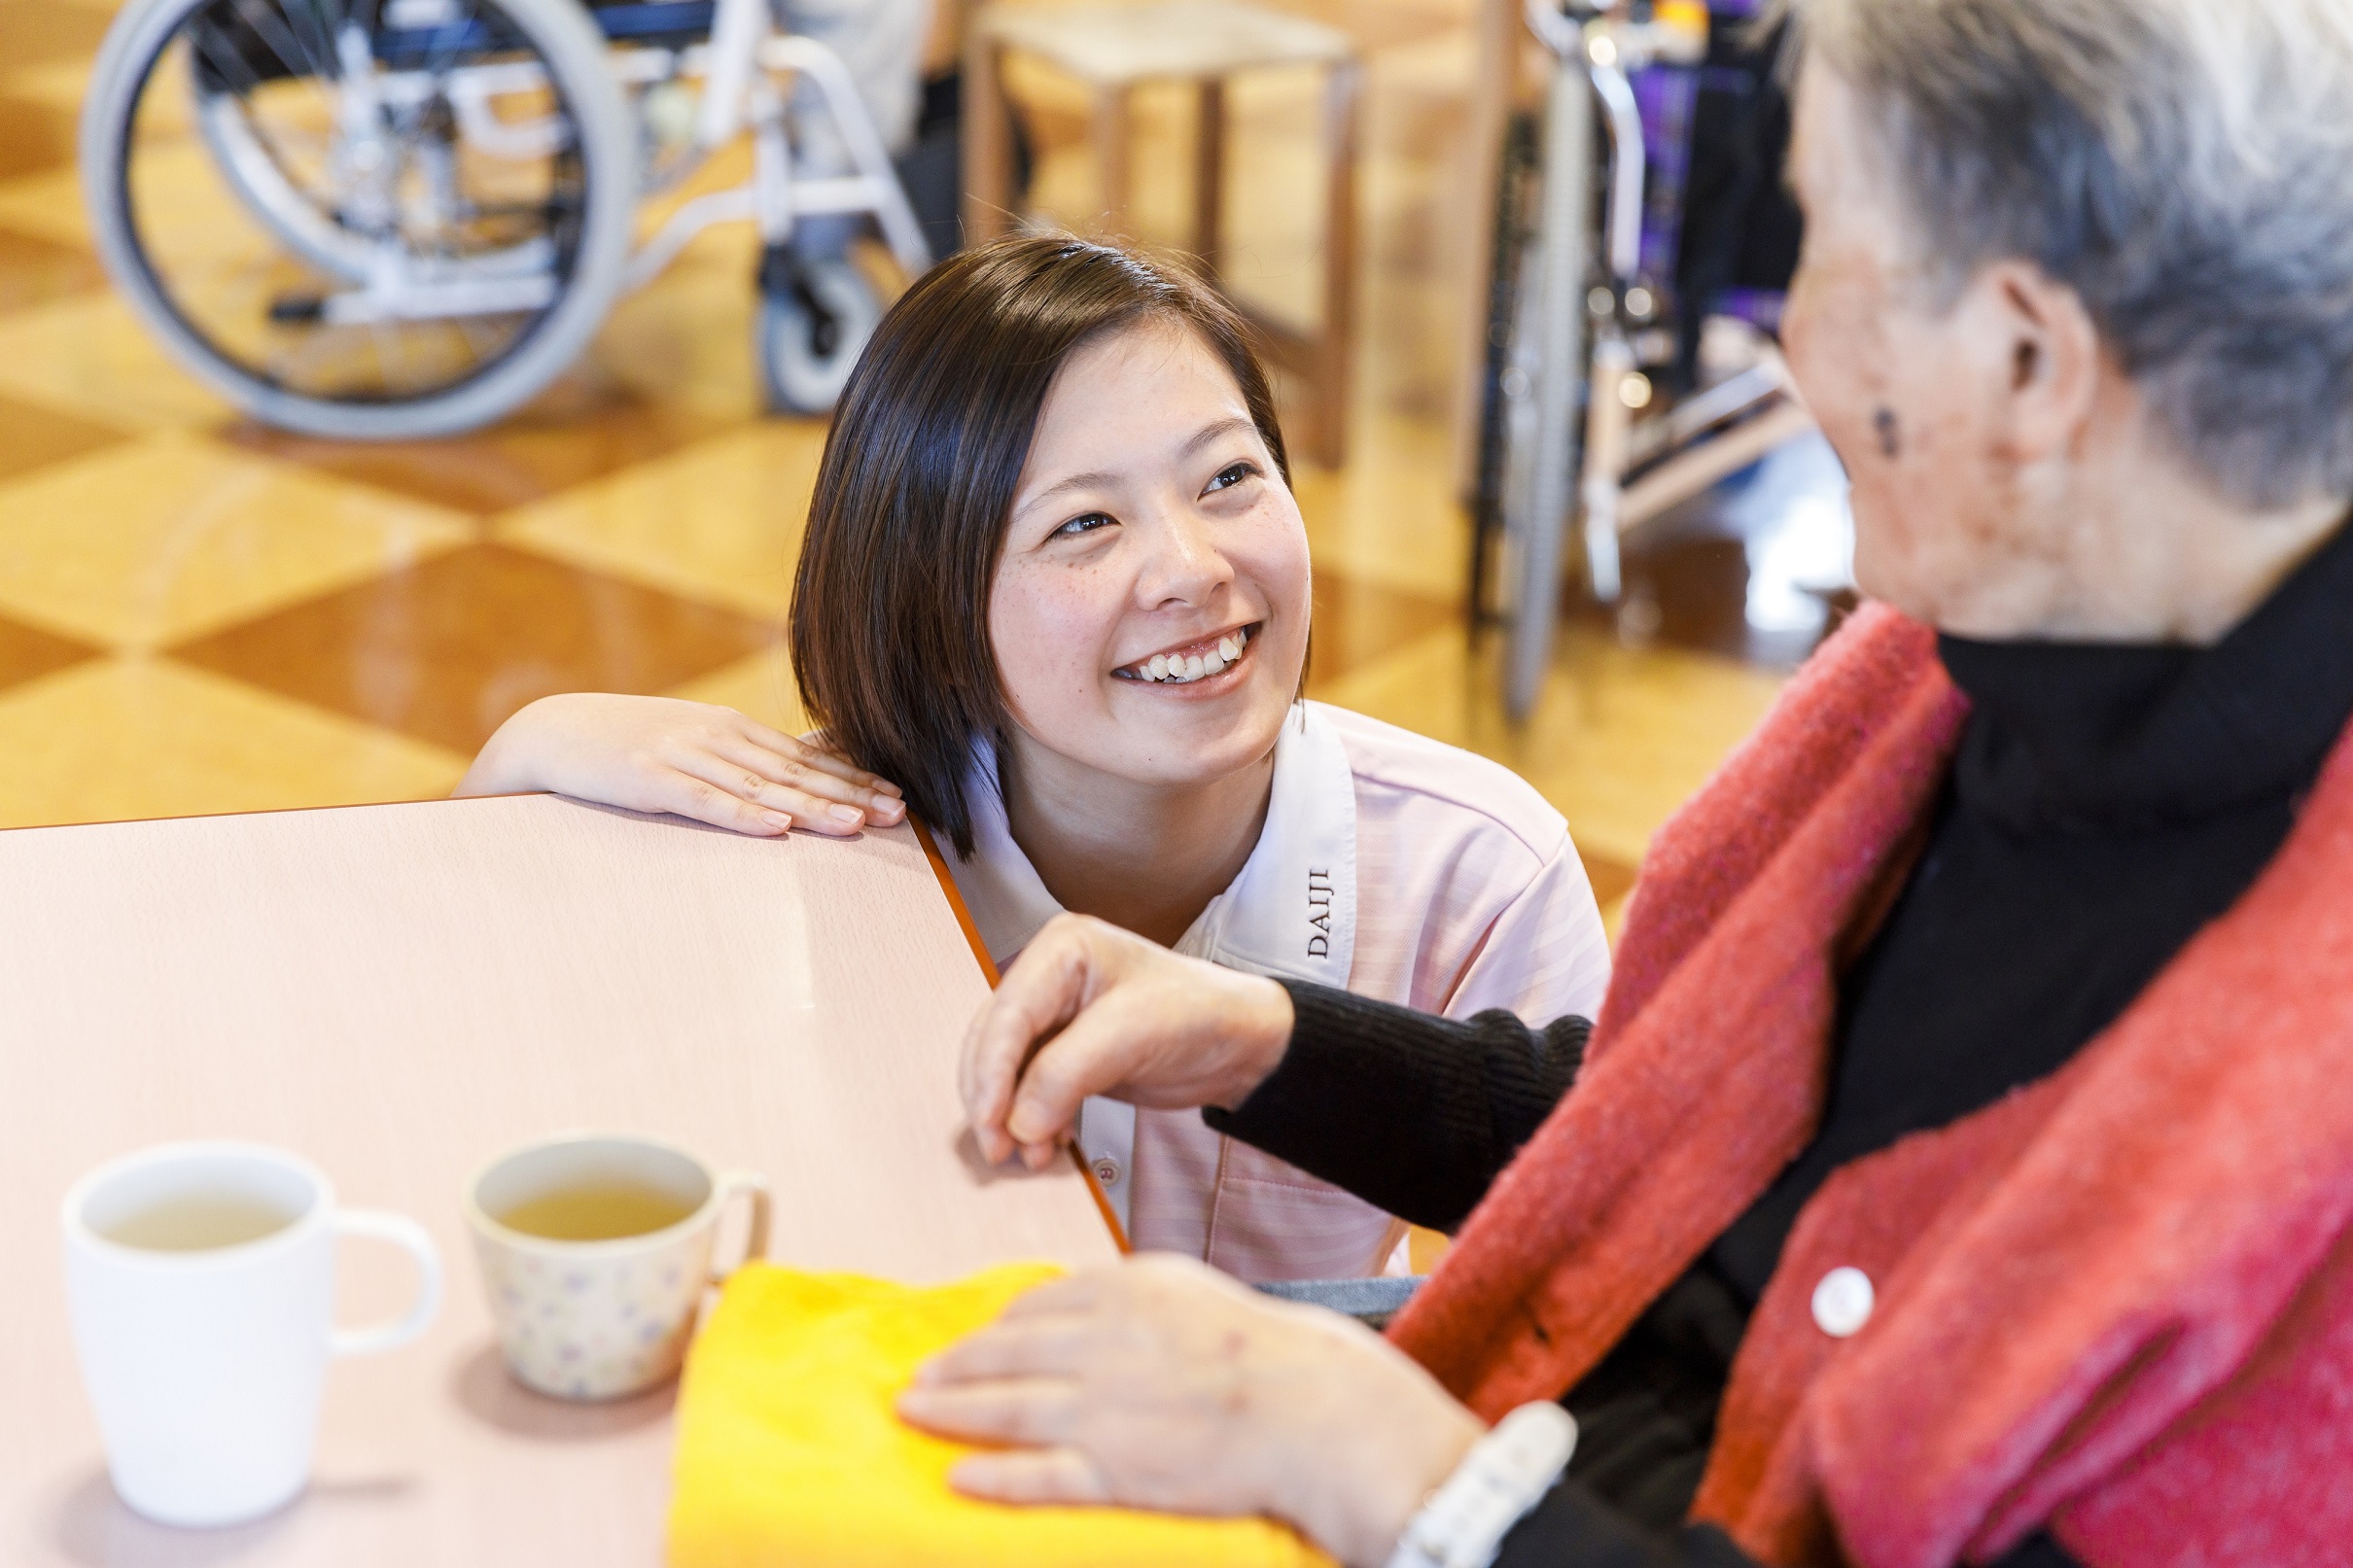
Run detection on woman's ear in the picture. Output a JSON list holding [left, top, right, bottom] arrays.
[[1963, 259, 2102, 467]]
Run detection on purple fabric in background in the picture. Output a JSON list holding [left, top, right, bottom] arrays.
[[1627, 7, 1785, 331], [1712, 288, 1785, 331], [1632, 65, 1699, 293]]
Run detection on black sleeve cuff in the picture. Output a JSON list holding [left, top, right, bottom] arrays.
[[1492, 1480, 1757, 1568], [1493, 1479, 2086, 1568], [1203, 980, 1588, 1233]]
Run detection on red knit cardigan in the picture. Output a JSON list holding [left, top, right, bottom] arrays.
[[1387, 604, 2353, 1568]]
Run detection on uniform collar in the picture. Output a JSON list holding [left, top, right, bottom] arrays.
[[946, 702, 1358, 988]]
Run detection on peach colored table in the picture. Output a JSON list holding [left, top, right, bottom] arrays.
[[0, 794, 1118, 1568]]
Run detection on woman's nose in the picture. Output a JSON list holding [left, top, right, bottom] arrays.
[[1134, 511, 1234, 609]]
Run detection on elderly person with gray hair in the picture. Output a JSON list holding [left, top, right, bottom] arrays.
[[895, 0, 2353, 1563]]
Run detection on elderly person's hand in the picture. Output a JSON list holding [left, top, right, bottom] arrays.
[[896, 1255, 1483, 1567], [456, 693, 905, 837], [960, 913, 1295, 1169]]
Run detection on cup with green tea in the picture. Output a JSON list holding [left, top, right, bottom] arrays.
[[464, 1132, 768, 1401]]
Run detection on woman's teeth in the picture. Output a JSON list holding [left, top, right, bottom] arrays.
[[1128, 628, 1251, 684]]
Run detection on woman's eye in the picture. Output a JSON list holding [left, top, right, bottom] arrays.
[[1204, 462, 1256, 495], [1050, 511, 1116, 540]]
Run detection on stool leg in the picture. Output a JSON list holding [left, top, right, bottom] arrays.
[[1312, 58, 1362, 468], [1093, 85, 1133, 238], [1194, 78, 1225, 280], [962, 37, 1015, 244]]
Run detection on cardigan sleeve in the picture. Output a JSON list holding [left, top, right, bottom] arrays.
[[1202, 979, 1588, 1232], [1491, 1481, 2086, 1568]]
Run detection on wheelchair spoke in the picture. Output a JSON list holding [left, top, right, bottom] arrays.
[[122, 0, 584, 407]]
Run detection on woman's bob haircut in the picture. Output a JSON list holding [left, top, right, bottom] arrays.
[[789, 234, 1291, 855]]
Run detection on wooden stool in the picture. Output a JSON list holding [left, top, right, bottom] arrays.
[[963, 0, 1362, 467]]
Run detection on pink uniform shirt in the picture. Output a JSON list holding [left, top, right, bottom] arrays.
[[946, 701, 1612, 1281]]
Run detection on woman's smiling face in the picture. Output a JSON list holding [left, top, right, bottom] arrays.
[[988, 319, 1312, 790]]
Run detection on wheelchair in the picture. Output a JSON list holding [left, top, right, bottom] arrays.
[[78, 0, 933, 439], [1472, 0, 1815, 717]]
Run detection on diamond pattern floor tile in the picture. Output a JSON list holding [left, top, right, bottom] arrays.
[[0, 608, 96, 694], [0, 96, 77, 183], [1290, 412, 1470, 599], [0, 228, 106, 317], [0, 160, 86, 251], [0, 392, 128, 483], [0, 431, 473, 649], [0, 292, 234, 431], [169, 542, 786, 755], [1305, 574, 1460, 692], [662, 643, 807, 737], [0, 655, 468, 831], [0, 10, 109, 77], [224, 385, 730, 520], [491, 422, 824, 619]]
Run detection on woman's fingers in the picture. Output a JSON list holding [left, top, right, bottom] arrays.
[[912, 1314, 1095, 1385], [895, 1376, 1083, 1446], [669, 745, 868, 835], [1001, 1006, 1131, 1155], [728, 719, 906, 815], [708, 730, 907, 827], [945, 1449, 1111, 1507], [960, 917, 1294, 1167], [961, 926, 1098, 1164], [739, 719, 904, 800], [643, 726, 909, 839], [995, 1269, 1110, 1320], [634, 768, 796, 836]]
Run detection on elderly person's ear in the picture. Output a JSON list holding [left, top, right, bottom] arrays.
[[1961, 260, 2103, 468]]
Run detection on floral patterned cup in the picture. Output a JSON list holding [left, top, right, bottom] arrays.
[[464, 1133, 769, 1402]]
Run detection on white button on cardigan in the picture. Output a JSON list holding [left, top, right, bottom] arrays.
[[1811, 1266, 1876, 1339]]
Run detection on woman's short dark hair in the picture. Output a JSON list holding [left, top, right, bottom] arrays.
[[789, 235, 1291, 855]]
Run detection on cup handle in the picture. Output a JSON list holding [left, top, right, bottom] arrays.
[[329, 1209, 444, 1358], [710, 1171, 771, 1283]]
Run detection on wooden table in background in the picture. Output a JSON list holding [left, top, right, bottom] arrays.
[[0, 794, 1118, 1567]]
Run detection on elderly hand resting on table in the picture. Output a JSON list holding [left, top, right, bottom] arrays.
[[901, 913, 1487, 1568], [456, 694, 905, 836]]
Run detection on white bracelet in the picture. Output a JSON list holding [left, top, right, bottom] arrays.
[[1382, 1402, 1578, 1568]]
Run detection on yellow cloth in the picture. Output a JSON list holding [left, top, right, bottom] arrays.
[[668, 1262, 1332, 1568]]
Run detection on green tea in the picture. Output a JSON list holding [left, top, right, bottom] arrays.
[[496, 1182, 699, 1241], [103, 1194, 298, 1252]]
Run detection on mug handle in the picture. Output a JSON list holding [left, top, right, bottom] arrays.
[[329, 1209, 445, 1358], [709, 1171, 771, 1283]]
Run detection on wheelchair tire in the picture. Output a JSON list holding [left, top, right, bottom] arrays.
[[756, 257, 880, 417], [80, 0, 636, 440]]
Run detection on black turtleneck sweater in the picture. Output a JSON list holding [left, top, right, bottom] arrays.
[[1208, 520, 2353, 1566]]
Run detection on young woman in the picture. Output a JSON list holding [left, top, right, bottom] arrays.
[[458, 236, 1611, 1281]]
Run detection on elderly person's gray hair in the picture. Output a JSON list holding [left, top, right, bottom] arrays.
[[1790, 0, 2353, 509]]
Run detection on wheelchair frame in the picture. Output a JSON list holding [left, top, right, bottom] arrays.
[[83, 0, 933, 437], [1487, 0, 1817, 718]]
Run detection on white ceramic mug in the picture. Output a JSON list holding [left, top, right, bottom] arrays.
[[61, 1141, 443, 1528], [465, 1132, 769, 1402]]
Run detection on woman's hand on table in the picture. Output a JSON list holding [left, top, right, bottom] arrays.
[[455, 694, 904, 837], [896, 1255, 1484, 1568], [962, 914, 1295, 1170]]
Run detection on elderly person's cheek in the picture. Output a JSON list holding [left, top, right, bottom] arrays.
[[1783, 264, 1951, 611], [1784, 255, 1906, 476]]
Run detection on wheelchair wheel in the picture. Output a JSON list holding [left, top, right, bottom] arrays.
[[80, 0, 635, 439], [755, 251, 879, 417]]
